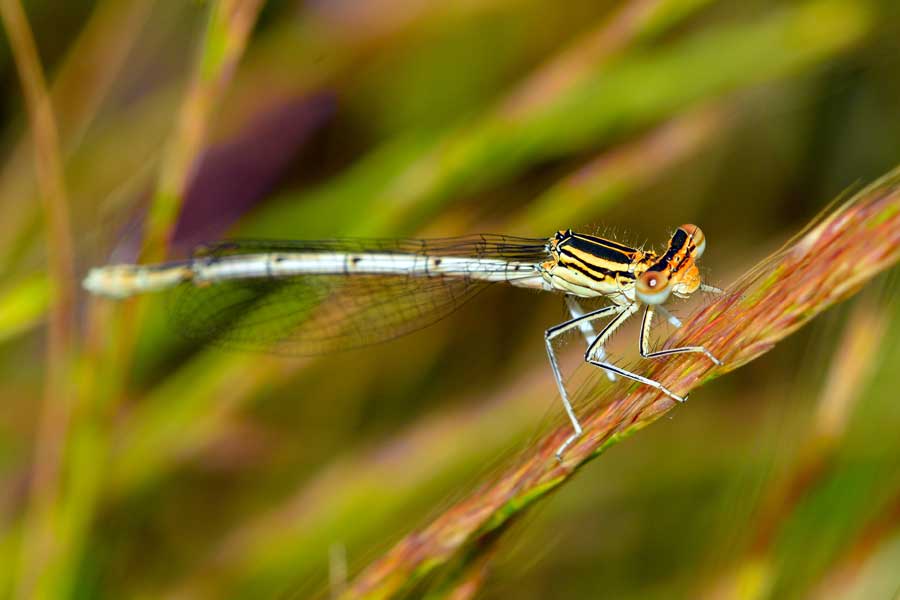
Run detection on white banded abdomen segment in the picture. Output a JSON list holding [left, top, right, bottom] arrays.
[[82, 264, 192, 298]]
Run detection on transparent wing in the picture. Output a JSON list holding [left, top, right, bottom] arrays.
[[169, 235, 550, 355], [190, 234, 550, 261]]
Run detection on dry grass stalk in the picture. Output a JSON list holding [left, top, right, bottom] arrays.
[[0, 1, 76, 597]]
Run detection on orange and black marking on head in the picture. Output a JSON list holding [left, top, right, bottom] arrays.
[[635, 224, 707, 305]]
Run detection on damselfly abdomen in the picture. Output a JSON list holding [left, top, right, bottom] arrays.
[[84, 226, 722, 457]]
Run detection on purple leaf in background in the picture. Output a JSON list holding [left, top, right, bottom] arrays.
[[171, 93, 335, 253]]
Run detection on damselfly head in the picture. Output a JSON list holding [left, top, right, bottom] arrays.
[[636, 224, 707, 304]]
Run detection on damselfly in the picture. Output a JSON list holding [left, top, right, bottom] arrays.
[[84, 225, 722, 457]]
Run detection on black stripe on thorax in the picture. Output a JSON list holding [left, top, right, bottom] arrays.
[[562, 260, 611, 283], [560, 234, 637, 265], [559, 254, 637, 283], [570, 232, 638, 254]]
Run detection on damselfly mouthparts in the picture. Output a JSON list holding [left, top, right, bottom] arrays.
[[84, 226, 722, 457]]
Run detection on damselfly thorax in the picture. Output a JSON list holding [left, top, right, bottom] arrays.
[[541, 226, 707, 305], [84, 225, 722, 458]]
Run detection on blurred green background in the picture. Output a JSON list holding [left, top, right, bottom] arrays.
[[0, 0, 899, 598]]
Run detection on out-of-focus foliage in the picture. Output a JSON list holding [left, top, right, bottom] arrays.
[[0, 1, 898, 599]]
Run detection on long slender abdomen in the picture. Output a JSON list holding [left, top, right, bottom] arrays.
[[83, 252, 549, 298]]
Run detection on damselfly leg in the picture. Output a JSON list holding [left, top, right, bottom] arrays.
[[545, 304, 625, 458], [565, 297, 617, 378], [583, 303, 686, 400], [556, 302, 704, 459], [639, 305, 722, 365], [553, 301, 723, 458], [553, 293, 724, 458]]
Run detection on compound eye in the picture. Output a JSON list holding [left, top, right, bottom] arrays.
[[636, 271, 672, 305], [679, 224, 706, 258]]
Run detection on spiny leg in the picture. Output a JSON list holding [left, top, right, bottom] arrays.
[[546, 304, 625, 459], [639, 305, 722, 365], [566, 296, 616, 380], [584, 303, 689, 404]]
